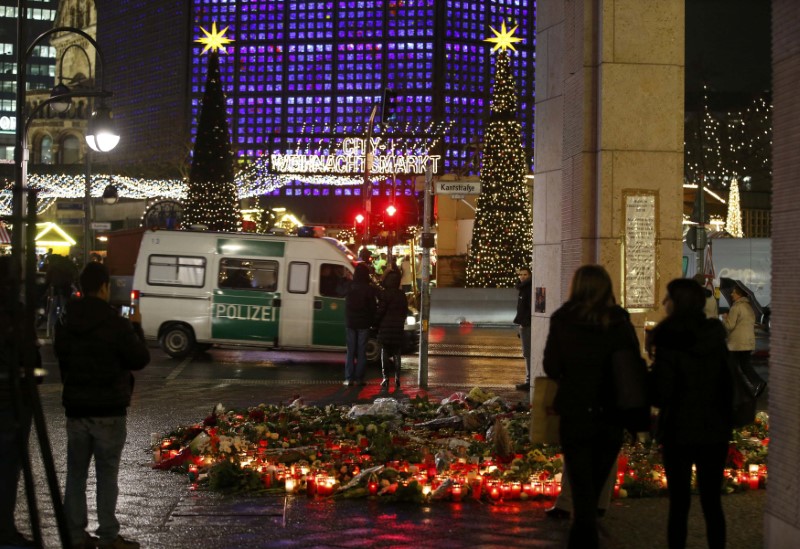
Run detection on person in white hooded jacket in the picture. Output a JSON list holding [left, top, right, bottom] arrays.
[[722, 284, 764, 395]]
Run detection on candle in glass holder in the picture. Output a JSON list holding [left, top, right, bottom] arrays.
[[451, 483, 463, 502], [500, 483, 511, 500], [489, 483, 501, 501], [368, 480, 379, 496], [510, 482, 522, 500], [522, 482, 533, 497], [285, 478, 296, 494], [471, 476, 483, 500], [188, 464, 198, 482], [422, 484, 432, 498], [748, 464, 759, 490]]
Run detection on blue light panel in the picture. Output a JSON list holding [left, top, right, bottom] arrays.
[[191, 0, 535, 191]]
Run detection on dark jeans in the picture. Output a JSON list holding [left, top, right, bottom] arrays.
[[381, 344, 401, 381], [662, 442, 728, 549], [730, 350, 764, 391], [344, 328, 369, 383], [560, 417, 623, 549]]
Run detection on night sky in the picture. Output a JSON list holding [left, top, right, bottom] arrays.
[[685, 0, 772, 109]]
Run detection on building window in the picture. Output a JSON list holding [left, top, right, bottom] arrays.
[[39, 135, 52, 164], [60, 135, 80, 164]]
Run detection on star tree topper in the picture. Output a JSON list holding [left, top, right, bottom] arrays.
[[196, 21, 234, 54], [484, 20, 524, 52]]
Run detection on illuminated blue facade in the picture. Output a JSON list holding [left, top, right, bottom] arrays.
[[97, 1, 534, 209], [190, 0, 535, 197]]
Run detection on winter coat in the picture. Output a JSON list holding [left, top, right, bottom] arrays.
[[723, 297, 755, 351], [513, 278, 532, 327], [345, 265, 377, 330], [543, 304, 638, 441], [649, 314, 732, 445], [375, 274, 408, 349], [54, 296, 150, 418]]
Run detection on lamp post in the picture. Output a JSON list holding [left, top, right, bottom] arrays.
[[9, 4, 118, 545]]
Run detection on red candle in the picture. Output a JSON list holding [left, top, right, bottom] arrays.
[[451, 483, 463, 502], [489, 484, 501, 501], [368, 481, 379, 496], [510, 482, 522, 500], [522, 483, 533, 496]]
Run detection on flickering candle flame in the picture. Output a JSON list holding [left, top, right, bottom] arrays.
[[285, 478, 296, 493]]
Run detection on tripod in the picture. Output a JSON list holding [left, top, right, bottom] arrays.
[[2, 188, 70, 548]]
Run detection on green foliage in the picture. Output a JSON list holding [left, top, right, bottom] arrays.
[[207, 459, 265, 494]]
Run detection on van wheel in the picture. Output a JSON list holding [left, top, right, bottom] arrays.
[[160, 325, 195, 359], [366, 337, 382, 364]]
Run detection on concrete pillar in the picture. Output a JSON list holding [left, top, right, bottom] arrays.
[[531, 0, 684, 381], [765, 2, 800, 546]]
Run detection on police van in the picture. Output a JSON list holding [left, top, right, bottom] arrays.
[[130, 229, 390, 359]]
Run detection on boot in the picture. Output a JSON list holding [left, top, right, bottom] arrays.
[[395, 374, 400, 388]]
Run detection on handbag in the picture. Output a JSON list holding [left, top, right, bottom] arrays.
[[530, 377, 560, 445], [610, 347, 651, 433], [729, 355, 758, 428]]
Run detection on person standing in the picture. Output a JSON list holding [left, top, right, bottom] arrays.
[[692, 274, 718, 319], [0, 257, 36, 548], [722, 283, 764, 395], [649, 278, 732, 549], [54, 262, 150, 549], [375, 271, 408, 388], [344, 264, 377, 386], [513, 266, 532, 391], [399, 255, 413, 294], [543, 265, 639, 549]]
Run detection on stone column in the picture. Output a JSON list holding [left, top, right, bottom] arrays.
[[765, 2, 800, 545], [531, 0, 684, 382]]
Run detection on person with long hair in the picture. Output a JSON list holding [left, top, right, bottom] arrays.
[[649, 278, 731, 549], [543, 265, 640, 549]]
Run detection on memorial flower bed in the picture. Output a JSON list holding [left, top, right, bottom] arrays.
[[150, 389, 768, 502]]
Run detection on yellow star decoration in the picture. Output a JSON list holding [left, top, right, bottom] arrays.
[[196, 21, 234, 54], [484, 20, 524, 52]]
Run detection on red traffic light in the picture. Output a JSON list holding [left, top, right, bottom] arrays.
[[385, 205, 397, 217]]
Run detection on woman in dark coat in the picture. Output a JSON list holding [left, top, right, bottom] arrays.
[[375, 271, 407, 388], [543, 265, 640, 549], [649, 278, 732, 549]]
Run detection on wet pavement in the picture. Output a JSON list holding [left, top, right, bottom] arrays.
[[9, 326, 765, 548]]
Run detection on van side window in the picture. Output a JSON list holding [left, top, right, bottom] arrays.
[[218, 258, 278, 291], [288, 262, 310, 294], [319, 263, 348, 297], [147, 255, 206, 287]]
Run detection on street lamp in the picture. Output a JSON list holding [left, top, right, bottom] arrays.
[[9, 7, 118, 545]]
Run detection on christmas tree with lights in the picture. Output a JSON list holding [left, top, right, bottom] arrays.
[[725, 177, 744, 237], [184, 23, 240, 232], [466, 22, 533, 288]]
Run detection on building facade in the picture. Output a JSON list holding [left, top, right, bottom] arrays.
[[0, 0, 59, 161], [96, 0, 535, 223]]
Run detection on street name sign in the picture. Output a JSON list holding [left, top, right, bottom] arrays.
[[434, 181, 482, 195]]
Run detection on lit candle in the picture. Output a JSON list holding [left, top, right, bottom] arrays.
[[748, 464, 759, 490], [451, 483, 463, 502], [368, 481, 379, 496], [510, 482, 522, 500], [422, 484, 432, 497], [522, 483, 533, 497], [501, 483, 511, 500], [285, 478, 296, 493], [489, 483, 501, 501], [471, 476, 484, 500]]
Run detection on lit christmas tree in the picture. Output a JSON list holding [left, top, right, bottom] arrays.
[[725, 177, 744, 237], [184, 22, 240, 232], [466, 22, 532, 288]]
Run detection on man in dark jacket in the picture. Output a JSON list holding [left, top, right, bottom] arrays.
[[513, 266, 533, 391], [344, 264, 377, 385], [54, 263, 150, 549]]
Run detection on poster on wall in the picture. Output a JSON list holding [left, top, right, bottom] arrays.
[[623, 191, 658, 310]]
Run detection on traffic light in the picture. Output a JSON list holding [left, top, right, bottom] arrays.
[[385, 204, 397, 230], [354, 212, 365, 234], [382, 88, 398, 123]]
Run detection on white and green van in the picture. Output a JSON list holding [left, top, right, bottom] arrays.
[[131, 230, 398, 359]]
